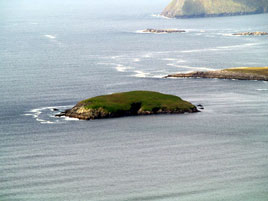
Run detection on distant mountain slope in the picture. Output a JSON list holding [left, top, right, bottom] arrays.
[[162, 0, 268, 18]]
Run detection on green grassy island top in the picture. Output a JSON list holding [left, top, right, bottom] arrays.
[[64, 91, 198, 120], [224, 67, 268, 76]]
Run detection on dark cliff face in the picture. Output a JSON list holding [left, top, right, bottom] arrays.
[[162, 0, 268, 18]]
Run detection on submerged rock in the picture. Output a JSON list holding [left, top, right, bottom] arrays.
[[197, 104, 204, 110], [61, 91, 199, 120]]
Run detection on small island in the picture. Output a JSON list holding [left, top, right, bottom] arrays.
[[162, 0, 268, 18], [57, 91, 198, 120], [165, 67, 268, 81], [233, 32, 268, 36], [142, 29, 185, 34]]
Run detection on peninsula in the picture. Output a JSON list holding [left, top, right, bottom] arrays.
[[165, 67, 268, 81], [162, 0, 268, 18], [57, 91, 198, 120]]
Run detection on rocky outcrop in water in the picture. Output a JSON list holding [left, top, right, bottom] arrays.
[[233, 32, 268, 36], [142, 29, 186, 34]]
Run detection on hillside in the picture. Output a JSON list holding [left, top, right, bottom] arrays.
[[162, 0, 268, 18]]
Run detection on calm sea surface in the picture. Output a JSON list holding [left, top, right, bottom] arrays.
[[1, 0, 268, 200]]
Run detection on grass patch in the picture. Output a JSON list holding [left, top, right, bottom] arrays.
[[224, 67, 268, 76], [81, 91, 195, 114]]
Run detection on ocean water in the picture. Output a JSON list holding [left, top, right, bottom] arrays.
[[1, 0, 268, 200]]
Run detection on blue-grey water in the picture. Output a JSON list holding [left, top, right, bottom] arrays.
[[1, 0, 268, 200]]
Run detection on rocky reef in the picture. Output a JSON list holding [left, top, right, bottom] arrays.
[[165, 67, 268, 81], [142, 29, 185, 34], [233, 32, 268, 36], [162, 0, 268, 18], [57, 91, 199, 120]]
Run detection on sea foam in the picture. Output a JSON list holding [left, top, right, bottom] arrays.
[[44, 35, 56, 39], [25, 105, 75, 124]]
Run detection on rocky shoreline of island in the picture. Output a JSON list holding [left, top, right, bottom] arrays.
[[165, 67, 268, 81]]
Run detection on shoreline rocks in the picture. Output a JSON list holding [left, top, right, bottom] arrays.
[[63, 105, 199, 120]]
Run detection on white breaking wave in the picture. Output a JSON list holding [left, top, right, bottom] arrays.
[[181, 48, 218, 53], [163, 58, 186, 64], [136, 30, 150, 34], [151, 14, 172, 20], [25, 105, 77, 124], [115, 65, 132, 72], [133, 58, 141, 62], [220, 33, 233, 37], [111, 55, 122, 59], [151, 74, 166, 78], [217, 42, 260, 49], [142, 53, 152, 58], [167, 63, 216, 71], [181, 42, 260, 53], [64, 116, 80, 121], [132, 70, 150, 78], [44, 35, 56, 39], [256, 89, 268, 91], [176, 60, 187, 63]]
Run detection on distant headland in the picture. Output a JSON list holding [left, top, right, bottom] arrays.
[[162, 0, 268, 18], [56, 91, 199, 120], [165, 67, 268, 81]]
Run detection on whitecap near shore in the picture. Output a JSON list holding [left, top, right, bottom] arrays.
[[115, 65, 133, 72], [24, 105, 78, 124], [151, 14, 172, 20]]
